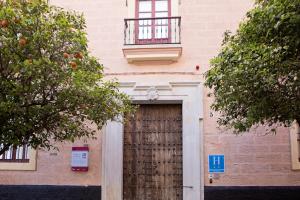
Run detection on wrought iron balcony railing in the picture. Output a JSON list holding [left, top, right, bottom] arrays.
[[124, 16, 181, 45]]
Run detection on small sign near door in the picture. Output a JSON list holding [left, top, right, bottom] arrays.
[[208, 154, 225, 173], [71, 146, 89, 172]]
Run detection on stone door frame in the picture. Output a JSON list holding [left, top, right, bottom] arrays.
[[101, 81, 204, 200]]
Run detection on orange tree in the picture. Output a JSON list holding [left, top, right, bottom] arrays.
[[0, 0, 132, 155], [205, 0, 300, 132]]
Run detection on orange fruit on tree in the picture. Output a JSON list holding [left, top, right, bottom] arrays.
[[63, 52, 70, 59], [1, 19, 9, 28], [69, 61, 77, 70], [19, 37, 27, 47], [74, 52, 83, 59]]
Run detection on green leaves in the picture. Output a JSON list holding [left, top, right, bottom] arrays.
[[0, 0, 133, 153], [205, 0, 300, 132]]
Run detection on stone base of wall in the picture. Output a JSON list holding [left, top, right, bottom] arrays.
[[0, 185, 101, 200], [2, 185, 300, 199], [205, 186, 300, 200]]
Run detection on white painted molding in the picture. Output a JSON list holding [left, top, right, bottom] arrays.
[[290, 121, 300, 170], [134, 85, 172, 91], [170, 81, 202, 87], [146, 86, 159, 100], [119, 82, 136, 88], [122, 47, 182, 63]]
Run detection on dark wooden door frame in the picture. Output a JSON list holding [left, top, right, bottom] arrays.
[[123, 104, 183, 200]]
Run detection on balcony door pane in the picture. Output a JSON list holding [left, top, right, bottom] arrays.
[[137, 0, 170, 43], [155, 12, 168, 39], [139, 0, 152, 12], [138, 0, 152, 40], [155, 0, 168, 12]]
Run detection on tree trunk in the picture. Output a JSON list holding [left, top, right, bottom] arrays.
[[296, 119, 300, 129], [0, 144, 11, 156], [296, 119, 300, 134]]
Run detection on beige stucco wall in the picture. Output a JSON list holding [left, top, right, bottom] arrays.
[[0, 134, 102, 186], [1, 0, 300, 187], [204, 124, 300, 186]]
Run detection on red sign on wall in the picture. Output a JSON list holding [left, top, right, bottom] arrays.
[[71, 147, 89, 172]]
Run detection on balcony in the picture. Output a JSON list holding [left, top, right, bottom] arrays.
[[124, 16, 181, 45], [123, 16, 182, 63]]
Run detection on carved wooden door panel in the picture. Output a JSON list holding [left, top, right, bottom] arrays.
[[123, 104, 183, 200]]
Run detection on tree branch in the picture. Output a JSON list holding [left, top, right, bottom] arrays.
[[0, 143, 11, 156]]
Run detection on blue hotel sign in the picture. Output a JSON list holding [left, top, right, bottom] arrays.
[[209, 154, 225, 173]]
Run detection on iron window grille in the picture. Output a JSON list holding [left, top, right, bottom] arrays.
[[0, 144, 30, 163]]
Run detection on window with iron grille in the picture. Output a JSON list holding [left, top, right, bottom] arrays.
[[124, 0, 181, 45], [0, 145, 30, 163]]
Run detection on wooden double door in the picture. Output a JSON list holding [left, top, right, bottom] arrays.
[[123, 104, 183, 200]]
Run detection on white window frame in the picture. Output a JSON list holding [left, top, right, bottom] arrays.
[[290, 121, 300, 170], [0, 146, 37, 171]]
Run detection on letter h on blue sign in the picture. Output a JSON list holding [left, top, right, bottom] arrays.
[[208, 155, 225, 173]]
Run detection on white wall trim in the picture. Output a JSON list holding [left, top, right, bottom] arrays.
[[102, 81, 204, 200], [290, 121, 300, 170]]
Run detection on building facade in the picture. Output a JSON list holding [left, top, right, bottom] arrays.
[[1, 0, 300, 200]]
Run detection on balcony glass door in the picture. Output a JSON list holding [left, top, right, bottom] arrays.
[[155, 0, 169, 40], [136, 0, 170, 44], [137, 0, 152, 41]]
